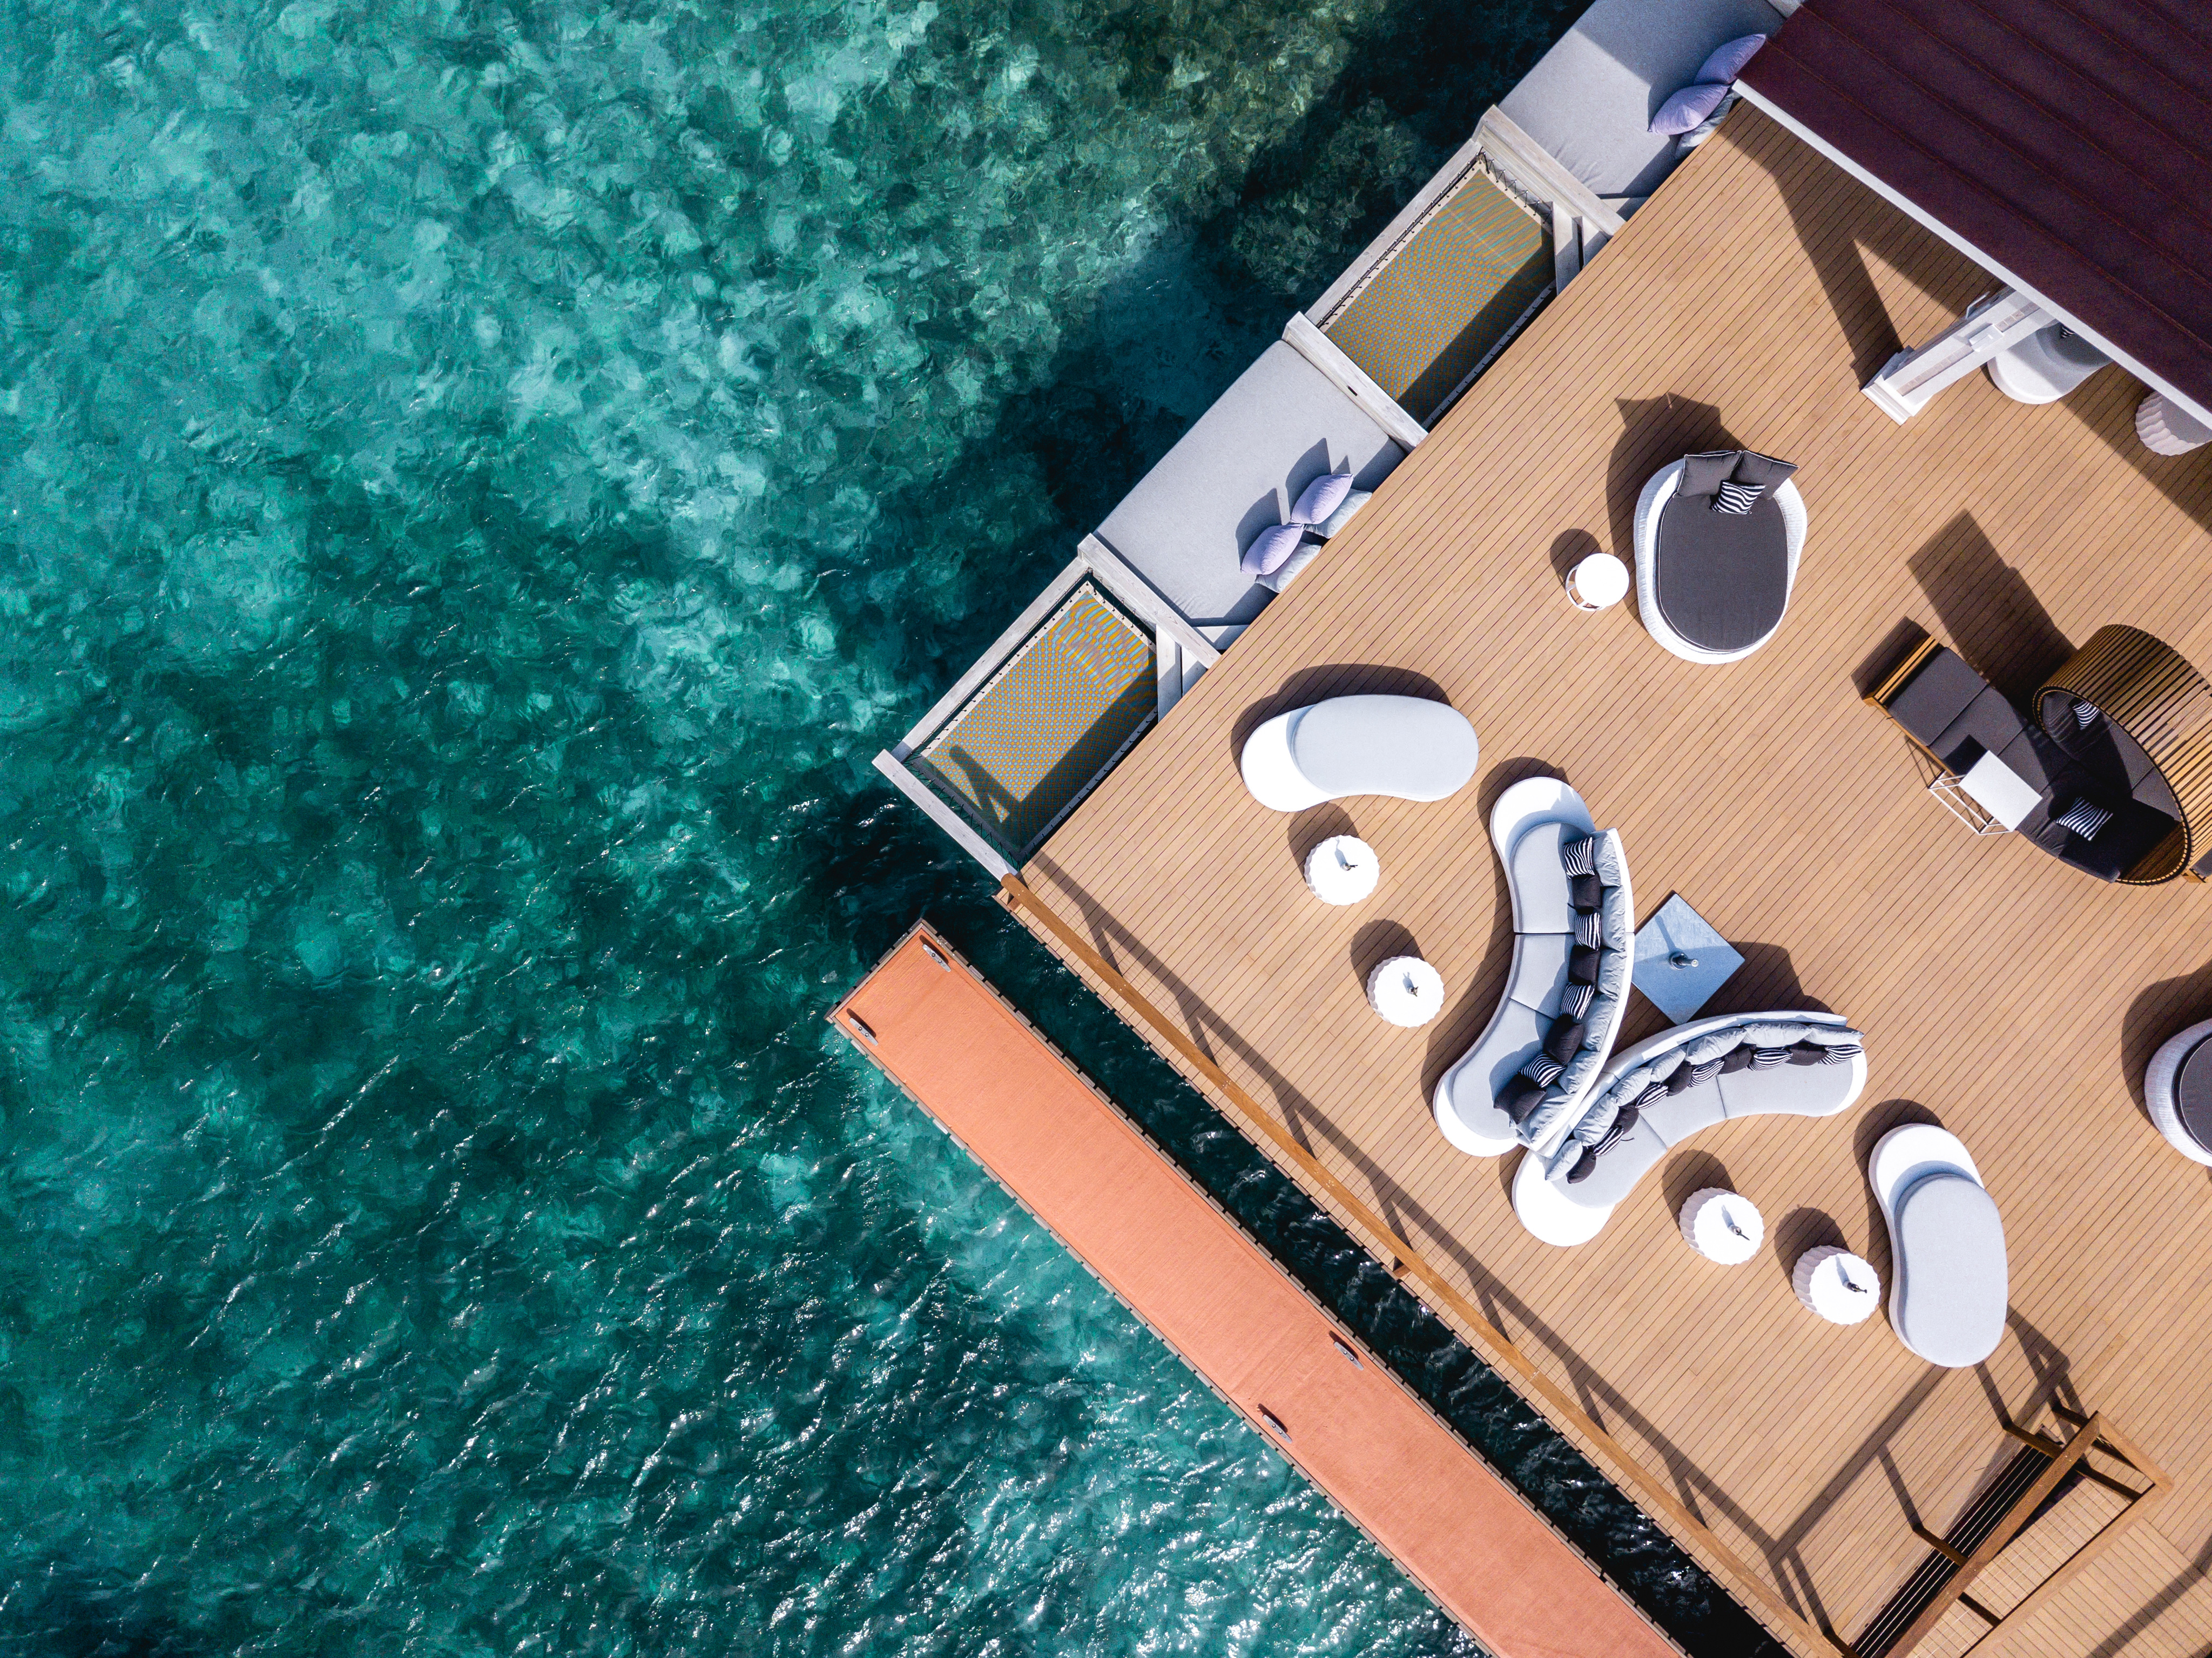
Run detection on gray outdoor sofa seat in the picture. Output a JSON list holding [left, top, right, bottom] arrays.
[[1511, 1010, 1867, 1245], [1091, 342, 1405, 646], [1433, 778, 1633, 1157], [1498, 0, 1785, 198], [1634, 451, 1805, 663], [1869, 1124, 2008, 1368]]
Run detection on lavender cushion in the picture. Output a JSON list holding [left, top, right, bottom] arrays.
[[1650, 82, 1730, 137], [1696, 33, 1766, 85], [1290, 471, 1355, 527], [1241, 522, 1307, 576]]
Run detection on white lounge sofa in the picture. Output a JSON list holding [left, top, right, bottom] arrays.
[[1634, 451, 1806, 664], [1433, 778, 1631, 1155], [1869, 1124, 2008, 1369], [1512, 1010, 1867, 1246], [1239, 695, 1479, 812]]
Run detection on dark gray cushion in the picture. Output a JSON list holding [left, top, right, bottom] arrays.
[[1929, 686, 2036, 774], [1884, 646, 1987, 747], [1786, 1041, 1827, 1066], [1568, 872, 1603, 911], [1653, 489, 1789, 651], [1680, 450, 1736, 498], [1719, 1043, 1755, 1074], [1499, 1070, 1544, 1124], [1545, 1018, 1587, 1064], [1568, 945, 1601, 986], [1730, 449, 1797, 490]]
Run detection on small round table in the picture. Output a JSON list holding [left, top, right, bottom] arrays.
[[1366, 956, 1444, 1027], [1566, 552, 1630, 611], [1793, 1245, 1881, 1324], [1678, 1188, 1762, 1264], [1305, 835, 1379, 905]]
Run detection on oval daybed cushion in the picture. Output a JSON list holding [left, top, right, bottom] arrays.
[[1654, 489, 1791, 651], [1890, 1174, 2007, 1369]]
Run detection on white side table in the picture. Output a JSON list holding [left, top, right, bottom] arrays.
[[1793, 1246, 1881, 1324], [1366, 956, 1444, 1027], [1305, 835, 1379, 905], [1956, 749, 2041, 832], [1678, 1188, 1762, 1263], [1566, 552, 1630, 611]]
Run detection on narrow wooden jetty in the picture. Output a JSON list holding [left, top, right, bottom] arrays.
[[833, 924, 1682, 1658]]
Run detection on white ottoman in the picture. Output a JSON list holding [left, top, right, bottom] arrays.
[[1366, 956, 1444, 1027], [1678, 1188, 1762, 1264], [1305, 835, 1379, 905], [1794, 1246, 1881, 1325]]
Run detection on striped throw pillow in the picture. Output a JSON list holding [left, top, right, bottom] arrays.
[[1688, 1059, 1724, 1084], [1751, 1047, 1790, 1069], [2075, 699, 2099, 729], [1820, 1041, 1863, 1066], [1561, 835, 1597, 877], [1635, 1082, 1670, 1109], [1713, 479, 1764, 515], [1521, 1055, 1563, 1088], [1559, 982, 1594, 1020], [1574, 911, 1602, 948], [2055, 798, 2114, 840]]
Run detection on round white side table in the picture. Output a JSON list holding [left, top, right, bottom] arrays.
[[1566, 552, 1630, 611], [1305, 835, 1379, 905], [2137, 391, 2212, 456], [1366, 956, 1444, 1027], [1678, 1188, 1762, 1264], [1793, 1246, 1881, 1324]]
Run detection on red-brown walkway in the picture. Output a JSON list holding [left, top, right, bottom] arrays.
[[833, 925, 1681, 1658]]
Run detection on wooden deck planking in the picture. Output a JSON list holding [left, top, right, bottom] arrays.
[[1015, 108, 2212, 1657]]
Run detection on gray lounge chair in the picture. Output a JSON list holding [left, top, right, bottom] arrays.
[[1869, 1124, 2007, 1369], [1634, 450, 1805, 663], [1239, 695, 1478, 812]]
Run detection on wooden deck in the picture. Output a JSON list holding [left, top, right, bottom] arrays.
[[833, 926, 1683, 1658], [1015, 107, 2212, 1658]]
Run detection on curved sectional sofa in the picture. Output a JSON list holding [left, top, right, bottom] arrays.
[[1433, 778, 1634, 1156], [1512, 1009, 1867, 1245]]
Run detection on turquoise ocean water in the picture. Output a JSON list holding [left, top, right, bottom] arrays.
[[0, 0, 1784, 1652]]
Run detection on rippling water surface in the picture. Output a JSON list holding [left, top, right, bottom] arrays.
[[0, 0, 1777, 1652]]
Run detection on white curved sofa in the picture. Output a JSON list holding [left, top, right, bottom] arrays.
[[1239, 694, 1479, 812], [1869, 1124, 2007, 1369], [1634, 453, 1806, 665], [1512, 1009, 1867, 1246], [1432, 778, 1632, 1156]]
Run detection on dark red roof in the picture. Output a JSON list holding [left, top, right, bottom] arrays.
[[1739, 0, 2212, 409]]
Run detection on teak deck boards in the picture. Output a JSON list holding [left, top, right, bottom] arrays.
[[1016, 110, 2212, 1657]]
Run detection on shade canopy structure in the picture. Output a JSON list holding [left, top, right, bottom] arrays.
[[2038, 625, 2212, 885], [1737, 0, 2212, 429]]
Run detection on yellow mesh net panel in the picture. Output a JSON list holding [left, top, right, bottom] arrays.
[[915, 584, 1156, 853], [1324, 169, 1550, 424]]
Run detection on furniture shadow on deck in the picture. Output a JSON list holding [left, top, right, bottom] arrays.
[[1021, 854, 2011, 1640], [1906, 514, 2074, 706]]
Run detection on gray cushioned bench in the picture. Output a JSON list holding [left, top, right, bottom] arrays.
[[1092, 342, 1405, 646]]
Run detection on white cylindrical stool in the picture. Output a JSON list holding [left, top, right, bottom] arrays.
[[1678, 1188, 1762, 1264], [1304, 835, 1379, 905], [2137, 392, 2212, 456], [1793, 1245, 1881, 1324], [1566, 552, 1630, 611], [1366, 956, 1444, 1027]]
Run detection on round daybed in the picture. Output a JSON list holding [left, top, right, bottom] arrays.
[[2145, 1019, 2212, 1167], [2036, 625, 2212, 885], [1633, 450, 1806, 664]]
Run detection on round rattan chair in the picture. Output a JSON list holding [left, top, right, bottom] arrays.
[[2038, 626, 2212, 885]]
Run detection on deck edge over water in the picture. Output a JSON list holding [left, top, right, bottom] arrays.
[[831, 922, 1684, 1658]]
